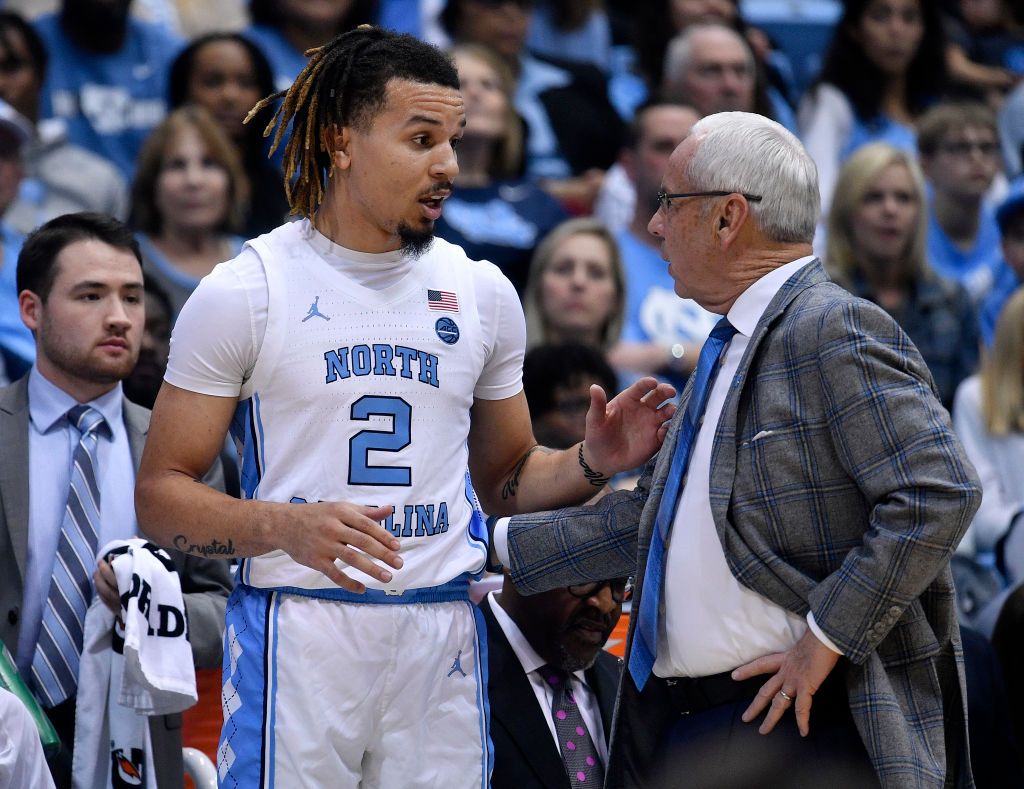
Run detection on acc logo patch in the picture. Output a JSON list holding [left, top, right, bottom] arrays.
[[435, 317, 460, 345]]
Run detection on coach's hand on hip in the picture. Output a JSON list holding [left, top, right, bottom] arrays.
[[731, 628, 840, 737]]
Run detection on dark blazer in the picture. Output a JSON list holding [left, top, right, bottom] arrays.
[[479, 594, 620, 789], [506, 261, 981, 788], [0, 374, 233, 789]]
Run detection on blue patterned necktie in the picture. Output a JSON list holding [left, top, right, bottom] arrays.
[[31, 405, 107, 708], [539, 663, 604, 789], [628, 317, 738, 691]]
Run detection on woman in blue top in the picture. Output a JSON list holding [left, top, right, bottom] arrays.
[[799, 0, 948, 219], [130, 106, 249, 323]]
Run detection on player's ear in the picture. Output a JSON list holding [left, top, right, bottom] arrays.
[[325, 125, 352, 171]]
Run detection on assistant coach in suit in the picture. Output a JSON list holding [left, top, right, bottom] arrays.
[[493, 112, 981, 788], [0, 212, 232, 788], [480, 572, 623, 789]]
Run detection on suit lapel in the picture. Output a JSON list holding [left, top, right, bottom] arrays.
[[586, 652, 620, 741], [480, 597, 569, 788], [0, 377, 32, 585]]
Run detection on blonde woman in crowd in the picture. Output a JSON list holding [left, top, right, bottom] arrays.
[[522, 216, 625, 356], [825, 141, 978, 410], [953, 286, 1024, 568]]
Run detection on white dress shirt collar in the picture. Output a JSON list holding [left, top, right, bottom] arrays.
[[726, 256, 816, 337]]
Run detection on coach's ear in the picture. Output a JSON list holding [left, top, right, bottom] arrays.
[[325, 125, 352, 172]]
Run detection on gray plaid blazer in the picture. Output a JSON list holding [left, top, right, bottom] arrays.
[[507, 260, 981, 788]]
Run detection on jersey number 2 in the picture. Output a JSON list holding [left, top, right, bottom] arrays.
[[348, 395, 412, 486]]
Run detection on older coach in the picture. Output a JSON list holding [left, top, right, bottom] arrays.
[[493, 112, 981, 788]]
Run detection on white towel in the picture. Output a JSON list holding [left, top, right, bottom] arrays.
[[109, 539, 196, 714], [72, 539, 197, 789]]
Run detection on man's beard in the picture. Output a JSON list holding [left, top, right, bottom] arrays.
[[398, 222, 434, 258]]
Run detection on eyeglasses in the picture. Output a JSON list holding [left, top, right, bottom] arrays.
[[567, 578, 632, 603], [937, 141, 1000, 158], [656, 190, 763, 213]]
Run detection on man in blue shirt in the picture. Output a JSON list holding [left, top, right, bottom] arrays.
[[33, 0, 182, 179], [918, 101, 1004, 305], [979, 177, 1024, 345], [609, 98, 717, 390]]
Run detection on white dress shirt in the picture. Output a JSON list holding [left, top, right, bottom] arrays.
[[486, 591, 609, 763], [654, 257, 839, 679]]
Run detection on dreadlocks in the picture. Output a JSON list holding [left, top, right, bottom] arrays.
[[245, 25, 460, 219]]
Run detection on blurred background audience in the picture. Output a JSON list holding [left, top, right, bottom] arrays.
[[917, 100, 1005, 305], [242, 0, 377, 91], [522, 216, 623, 357], [824, 141, 978, 411], [130, 105, 249, 320], [168, 31, 288, 237], [2, 0, 1024, 779], [0, 12, 128, 236], [799, 0, 947, 224], [523, 341, 618, 449], [953, 285, 1024, 569], [434, 42, 567, 294], [980, 176, 1024, 344]]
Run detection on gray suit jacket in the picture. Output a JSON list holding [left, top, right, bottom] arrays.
[[507, 261, 981, 788], [0, 374, 233, 789]]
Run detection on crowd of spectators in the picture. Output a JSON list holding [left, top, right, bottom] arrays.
[[2, 0, 1024, 781]]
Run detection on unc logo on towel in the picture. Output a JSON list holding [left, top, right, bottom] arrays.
[[111, 747, 145, 787], [435, 317, 460, 345]]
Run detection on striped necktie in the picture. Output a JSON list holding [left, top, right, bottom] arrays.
[[31, 405, 107, 708], [628, 317, 737, 691]]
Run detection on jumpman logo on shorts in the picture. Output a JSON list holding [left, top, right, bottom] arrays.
[[447, 649, 467, 678], [302, 295, 330, 322]]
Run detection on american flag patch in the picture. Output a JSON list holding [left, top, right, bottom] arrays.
[[427, 289, 459, 312]]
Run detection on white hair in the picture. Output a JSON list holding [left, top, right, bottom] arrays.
[[662, 23, 754, 87], [685, 112, 819, 243]]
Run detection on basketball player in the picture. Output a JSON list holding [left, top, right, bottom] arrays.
[[134, 27, 675, 788]]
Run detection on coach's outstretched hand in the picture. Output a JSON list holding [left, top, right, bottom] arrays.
[[582, 377, 676, 474]]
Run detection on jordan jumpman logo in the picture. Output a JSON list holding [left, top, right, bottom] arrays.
[[302, 295, 330, 322], [447, 649, 467, 677]]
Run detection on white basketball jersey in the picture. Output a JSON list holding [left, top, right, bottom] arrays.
[[232, 222, 513, 592]]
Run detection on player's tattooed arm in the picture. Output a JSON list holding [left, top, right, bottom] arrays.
[[501, 445, 555, 500], [171, 535, 237, 557]]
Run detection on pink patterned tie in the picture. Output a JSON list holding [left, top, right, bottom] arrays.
[[539, 664, 604, 789]]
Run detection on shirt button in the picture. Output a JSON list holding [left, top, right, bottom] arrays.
[[7, 607, 18, 626]]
